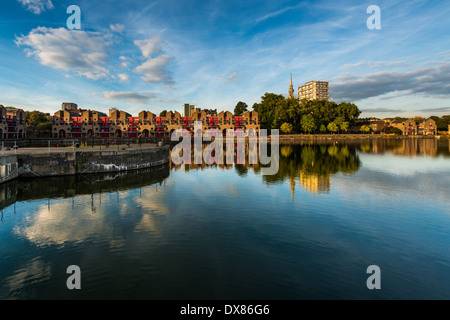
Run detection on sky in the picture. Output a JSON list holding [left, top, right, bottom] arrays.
[[0, 0, 449, 118]]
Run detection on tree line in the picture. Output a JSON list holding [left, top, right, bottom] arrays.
[[248, 93, 361, 134]]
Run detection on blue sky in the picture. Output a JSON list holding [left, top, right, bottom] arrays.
[[1, 0, 449, 118]]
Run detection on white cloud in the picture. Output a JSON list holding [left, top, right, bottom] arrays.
[[118, 73, 130, 82], [252, 3, 307, 24], [17, 0, 54, 15], [134, 36, 163, 58], [118, 56, 129, 68], [103, 91, 157, 103], [220, 72, 240, 83], [132, 36, 173, 84], [340, 60, 408, 70], [134, 56, 172, 84], [340, 61, 365, 70], [110, 24, 125, 33], [15, 27, 111, 80]]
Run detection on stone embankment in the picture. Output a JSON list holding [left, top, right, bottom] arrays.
[[0, 145, 170, 184]]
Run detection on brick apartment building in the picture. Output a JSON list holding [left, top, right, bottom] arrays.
[[390, 118, 437, 136], [52, 104, 260, 139], [0, 105, 27, 139]]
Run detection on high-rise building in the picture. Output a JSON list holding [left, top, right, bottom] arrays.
[[182, 103, 190, 117], [298, 81, 329, 101], [182, 104, 200, 117]]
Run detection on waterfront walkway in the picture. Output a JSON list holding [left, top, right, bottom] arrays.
[[0, 143, 159, 156]]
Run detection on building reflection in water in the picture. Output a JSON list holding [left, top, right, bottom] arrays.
[[168, 138, 448, 198], [169, 142, 361, 199], [169, 141, 261, 173], [359, 138, 450, 158], [298, 172, 331, 194], [2, 139, 449, 212], [0, 165, 170, 213], [274, 144, 360, 198]]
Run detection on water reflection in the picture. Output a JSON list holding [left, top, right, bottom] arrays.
[[265, 144, 361, 196], [1, 166, 170, 247], [358, 138, 448, 157], [0, 165, 169, 212], [168, 138, 450, 199], [1, 140, 450, 299], [5, 258, 52, 298], [2, 139, 449, 211]]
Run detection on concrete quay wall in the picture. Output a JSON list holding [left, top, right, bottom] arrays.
[[0, 145, 170, 182], [0, 155, 19, 184]]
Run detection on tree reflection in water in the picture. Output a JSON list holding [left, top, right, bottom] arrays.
[[263, 144, 361, 194], [169, 142, 362, 195]]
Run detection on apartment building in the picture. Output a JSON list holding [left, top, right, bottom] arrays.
[[369, 119, 388, 132], [0, 105, 27, 139], [52, 104, 261, 139], [390, 118, 437, 136], [298, 81, 329, 101]]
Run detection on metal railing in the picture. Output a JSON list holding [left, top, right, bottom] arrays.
[[0, 137, 168, 150]]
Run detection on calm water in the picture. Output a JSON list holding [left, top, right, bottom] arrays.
[[0, 139, 449, 300]]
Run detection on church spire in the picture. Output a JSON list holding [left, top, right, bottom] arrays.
[[289, 73, 294, 99], [290, 175, 295, 203]]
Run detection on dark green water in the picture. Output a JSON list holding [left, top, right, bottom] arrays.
[[0, 139, 449, 299]]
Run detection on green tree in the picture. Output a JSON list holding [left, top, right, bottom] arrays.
[[280, 123, 293, 134], [274, 97, 302, 130], [319, 124, 327, 133], [302, 100, 337, 126], [334, 116, 345, 133], [327, 122, 339, 133], [336, 102, 361, 123], [382, 126, 402, 135], [392, 116, 408, 122], [25, 110, 50, 128], [160, 110, 167, 117], [35, 122, 52, 131], [252, 93, 285, 129], [301, 114, 316, 134], [360, 125, 372, 133], [234, 101, 248, 116], [340, 121, 350, 132]]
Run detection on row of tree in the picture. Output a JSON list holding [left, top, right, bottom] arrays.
[[248, 93, 361, 134]]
